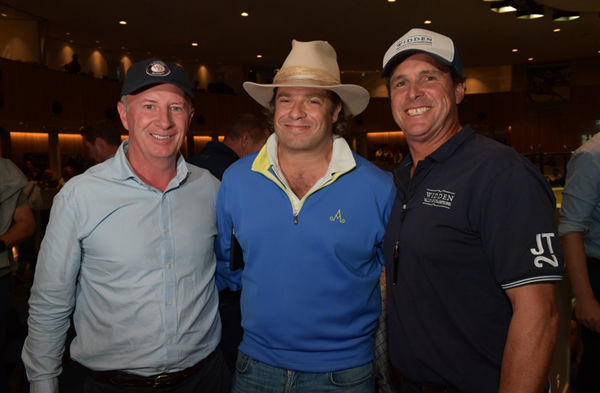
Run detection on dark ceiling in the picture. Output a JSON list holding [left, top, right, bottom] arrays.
[[2, 0, 599, 71]]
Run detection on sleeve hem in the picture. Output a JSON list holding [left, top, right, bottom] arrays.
[[501, 275, 563, 290]]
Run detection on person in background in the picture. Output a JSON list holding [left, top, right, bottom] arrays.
[[22, 58, 228, 393], [81, 120, 122, 164], [216, 39, 396, 393], [559, 132, 600, 392], [381, 28, 563, 393], [0, 158, 35, 392], [190, 113, 269, 180], [190, 112, 268, 374]]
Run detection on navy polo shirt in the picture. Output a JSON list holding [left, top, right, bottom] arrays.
[[383, 125, 563, 393]]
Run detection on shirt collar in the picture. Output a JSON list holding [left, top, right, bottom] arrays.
[[109, 139, 190, 188], [258, 133, 356, 175]]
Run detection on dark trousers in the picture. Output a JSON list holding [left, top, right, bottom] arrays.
[[218, 289, 243, 373], [575, 260, 600, 393], [83, 348, 231, 393], [0, 274, 13, 392]]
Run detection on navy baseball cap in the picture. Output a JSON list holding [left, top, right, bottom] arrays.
[[382, 28, 463, 78], [121, 58, 194, 98]]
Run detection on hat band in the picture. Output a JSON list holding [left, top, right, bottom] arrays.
[[274, 66, 340, 86]]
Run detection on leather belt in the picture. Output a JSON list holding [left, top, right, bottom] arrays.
[[88, 348, 217, 388]]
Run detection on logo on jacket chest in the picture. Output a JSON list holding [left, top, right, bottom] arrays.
[[329, 209, 346, 223], [422, 189, 455, 209]]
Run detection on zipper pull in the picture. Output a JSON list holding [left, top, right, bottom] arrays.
[[392, 241, 400, 286], [294, 213, 298, 225], [400, 203, 407, 222]]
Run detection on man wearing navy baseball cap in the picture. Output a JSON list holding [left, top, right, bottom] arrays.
[[381, 29, 563, 393], [23, 59, 229, 392]]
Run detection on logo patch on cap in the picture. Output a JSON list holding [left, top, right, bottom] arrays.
[[146, 61, 171, 77], [396, 34, 433, 51]]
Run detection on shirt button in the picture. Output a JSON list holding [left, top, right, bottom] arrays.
[[168, 338, 173, 344], [168, 300, 173, 306], [165, 228, 169, 234], [167, 264, 172, 270]]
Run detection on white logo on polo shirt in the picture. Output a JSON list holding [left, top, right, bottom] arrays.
[[530, 232, 559, 268], [423, 189, 454, 209]]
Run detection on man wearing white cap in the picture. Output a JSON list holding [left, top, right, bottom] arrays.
[[23, 58, 228, 393], [381, 29, 563, 393], [216, 40, 396, 392]]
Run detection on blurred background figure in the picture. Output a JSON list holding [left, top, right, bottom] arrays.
[[0, 158, 35, 393], [189, 113, 269, 180], [81, 120, 123, 164]]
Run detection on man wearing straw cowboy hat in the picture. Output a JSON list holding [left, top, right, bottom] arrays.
[[215, 40, 396, 392]]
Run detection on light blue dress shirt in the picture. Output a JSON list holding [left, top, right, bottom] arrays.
[[559, 133, 600, 259], [22, 140, 221, 393]]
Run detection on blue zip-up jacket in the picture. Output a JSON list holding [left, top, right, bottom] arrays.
[[216, 136, 396, 372]]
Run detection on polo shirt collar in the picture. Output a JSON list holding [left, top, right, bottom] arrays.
[[253, 133, 356, 175], [110, 139, 190, 188], [427, 124, 474, 163]]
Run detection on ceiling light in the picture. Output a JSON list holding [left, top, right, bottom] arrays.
[[528, 57, 534, 61], [241, 12, 249, 17], [553, 28, 560, 32], [516, 2, 544, 19], [1, 13, 7, 17], [119, 20, 127, 25], [256, 54, 263, 58], [66, 32, 70, 36], [490, 1, 516, 13], [387, 0, 397, 3], [424, 20, 432, 24], [512, 48, 519, 52], [552, 9, 580, 21], [191, 42, 199, 47]]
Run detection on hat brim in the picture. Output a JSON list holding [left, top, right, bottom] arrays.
[[243, 80, 370, 117]]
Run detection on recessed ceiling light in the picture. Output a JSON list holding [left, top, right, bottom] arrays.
[[528, 57, 534, 61], [66, 32, 71, 36], [387, 0, 396, 2], [1, 13, 7, 17], [552, 9, 580, 21], [553, 28, 561, 33], [191, 42, 199, 47], [241, 12, 249, 17], [119, 20, 127, 25], [512, 48, 519, 53], [95, 40, 100, 44], [424, 20, 432, 24], [256, 54, 263, 59], [490, 1, 516, 13]]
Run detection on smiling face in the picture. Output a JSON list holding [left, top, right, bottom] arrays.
[[389, 53, 465, 149], [273, 87, 341, 155], [117, 83, 194, 172]]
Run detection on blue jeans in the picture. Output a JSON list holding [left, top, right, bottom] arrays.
[[232, 351, 374, 393]]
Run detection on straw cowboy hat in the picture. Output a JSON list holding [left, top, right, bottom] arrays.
[[243, 40, 370, 117]]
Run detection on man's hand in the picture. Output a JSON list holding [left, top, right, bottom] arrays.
[[575, 295, 600, 333]]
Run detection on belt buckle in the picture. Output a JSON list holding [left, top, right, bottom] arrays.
[[153, 373, 170, 387]]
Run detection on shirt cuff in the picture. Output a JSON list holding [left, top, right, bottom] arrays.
[[29, 377, 59, 393]]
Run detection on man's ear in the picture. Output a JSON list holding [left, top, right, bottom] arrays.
[[455, 81, 466, 105], [331, 103, 342, 123], [117, 101, 129, 131]]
